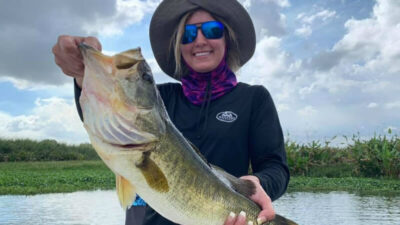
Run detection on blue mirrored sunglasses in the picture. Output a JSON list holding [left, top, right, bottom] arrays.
[[181, 21, 224, 44]]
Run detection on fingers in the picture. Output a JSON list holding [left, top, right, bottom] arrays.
[[255, 194, 275, 222], [83, 36, 102, 51], [239, 176, 275, 223], [52, 35, 101, 88], [52, 35, 85, 78], [236, 211, 247, 225], [223, 212, 236, 225], [223, 211, 254, 225]]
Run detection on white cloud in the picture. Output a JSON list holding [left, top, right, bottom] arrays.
[[239, 35, 299, 103], [276, 104, 290, 113], [305, 0, 400, 100], [295, 24, 312, 37], [245, 37, 289, 78], [240, 0, 290, 9], [0, 97, 88, 144], [0, 77, 35, 90], [0, 0, 159, 87], [295, 9, 336, 39], [239, 0, 400, 142], [324, 0, 400, 73], [385, 101, 400, 109], [240, 0, 290, 38], [297, 10, 336, 24], [0, 77, 74, 97], [1, 0, 399, 145], [298, 106, 318, 117], [83, 0, 161, 36]]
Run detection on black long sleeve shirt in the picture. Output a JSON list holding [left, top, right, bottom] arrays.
[[74, 81, 289, 225]]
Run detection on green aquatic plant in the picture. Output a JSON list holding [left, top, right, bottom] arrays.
[[348, 131, 400, 178]]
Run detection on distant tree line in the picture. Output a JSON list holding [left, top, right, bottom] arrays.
[[0, 139, 99, 162]]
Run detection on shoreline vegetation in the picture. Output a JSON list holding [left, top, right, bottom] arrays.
[[0, 133, 399, 196]]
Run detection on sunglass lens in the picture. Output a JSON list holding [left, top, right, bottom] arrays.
[[202, 21, 224, 39], [182, 25, 197, 44], [181, 21, 224, 44]]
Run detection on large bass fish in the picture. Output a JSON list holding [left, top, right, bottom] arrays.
[[78, 43, 297, 225]]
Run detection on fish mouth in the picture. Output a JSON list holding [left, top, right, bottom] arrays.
[[79, 42, 97, 54]]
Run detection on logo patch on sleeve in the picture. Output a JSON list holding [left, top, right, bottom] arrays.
[[216, 111, 238, 123]]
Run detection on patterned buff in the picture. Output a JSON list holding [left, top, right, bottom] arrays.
[[181, 57, 237, 105]]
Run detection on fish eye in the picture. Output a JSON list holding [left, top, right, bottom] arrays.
[[142, 73, 154, 84]]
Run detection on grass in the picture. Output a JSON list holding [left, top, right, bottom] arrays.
[[0, 138, 99, 162], [0, 161, 114, 195], [1, 161, 399, 196]]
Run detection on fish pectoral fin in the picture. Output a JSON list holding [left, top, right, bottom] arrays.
[[211, 165, 256, 199], [116, 175, 137, 210], [135, 151, 169, 193]]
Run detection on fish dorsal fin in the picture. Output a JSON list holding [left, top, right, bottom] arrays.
[[211, 165, 256, 199], [188, 141, 211, 167], [116, 175, 136, 210], [187, 141, 255, 198]]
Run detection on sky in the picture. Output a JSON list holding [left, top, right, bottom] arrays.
[[0, 0, 399, 145]]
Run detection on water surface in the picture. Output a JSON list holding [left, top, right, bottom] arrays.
[[0, 191, 399, 225]]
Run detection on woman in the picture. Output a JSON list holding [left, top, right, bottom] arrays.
[[52, 1, 289, 225]]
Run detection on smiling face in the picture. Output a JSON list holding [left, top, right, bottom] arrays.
[[180, 10, 226, 73]]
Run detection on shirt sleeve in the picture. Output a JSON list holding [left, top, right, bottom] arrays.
[[249, 85, 289, 201], [74, 79, 84, 122]]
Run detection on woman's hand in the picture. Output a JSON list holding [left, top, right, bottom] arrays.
[[223, 175, 275, 225], [52, 35, 102, 88]]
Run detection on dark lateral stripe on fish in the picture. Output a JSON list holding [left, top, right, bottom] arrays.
[[136, 151, 169, 193], [231, 179, 256, 199], [111, 143, 149, 149], [212, 165, 257, 199], [269, 214, 298, 225]]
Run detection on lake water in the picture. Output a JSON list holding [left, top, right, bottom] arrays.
[[0, 190, 399, 225]]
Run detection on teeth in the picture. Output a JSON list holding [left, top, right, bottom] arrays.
[[195, 52, 210, 56]]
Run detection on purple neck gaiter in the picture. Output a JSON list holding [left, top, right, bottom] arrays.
[[181, 57, 237, 105]]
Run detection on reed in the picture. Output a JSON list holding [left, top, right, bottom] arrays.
[[285, 130, 400, 178]]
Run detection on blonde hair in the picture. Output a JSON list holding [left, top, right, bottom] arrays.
[[170, 10, 241, 79]]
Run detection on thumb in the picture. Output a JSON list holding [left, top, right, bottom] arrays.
[[257, 197, 275, 223]]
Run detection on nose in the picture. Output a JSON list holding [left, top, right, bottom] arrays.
[[194, 29, 207, 46]]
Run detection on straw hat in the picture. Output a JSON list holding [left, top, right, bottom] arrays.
[[149, 0, 256, 80]]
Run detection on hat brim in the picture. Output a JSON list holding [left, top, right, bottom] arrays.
[[150, 0, 255, 80]]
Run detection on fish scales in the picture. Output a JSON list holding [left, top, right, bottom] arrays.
[[78, 43, 297, 225], [151, 126, 260, 223]]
